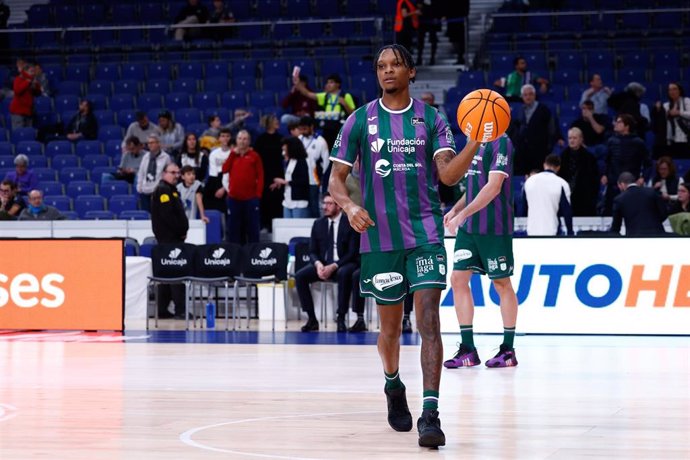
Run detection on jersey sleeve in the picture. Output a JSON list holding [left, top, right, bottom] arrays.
[[431, 110, 456, 158], [489, 134, 512, 177], [330, 110, 362, 167]]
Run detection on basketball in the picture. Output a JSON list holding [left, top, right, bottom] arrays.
[[456, 89, 511, 143]]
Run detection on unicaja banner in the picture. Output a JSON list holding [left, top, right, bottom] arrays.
[[0, 239, 124, 331]]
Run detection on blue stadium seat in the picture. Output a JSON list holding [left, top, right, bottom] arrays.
[[11, 128, 38, 144], [94, 63, 120, 81], [186, 123, 207, 137], [59, 166, 89, 184], [231, 61, 256, 78], [91, 166, 117, 182], [249, 91, 276, 109], [145, 79, 170, 95], [83, 210, 115, 220], [202, 107, 230, 124], [221, 91, 247, 110], [350, 73, 379, 102], [66, 180, 96, 198], [262, 76, 289, 92], [205, 62, 229, 78], [103, 140, 122, 158], [136, 93, 162, 111], [87, 94, 108, 111], [204, 77, 230, 94], [617, 68, 647, 85], [320, 57, 348, 80], [146, 108, 165, 126], [56, 81, 84, 97], [147, 63, 172, 79], [300, 22, 323, 40], [111, 4, 136, 24], [0, 142, 11, 156], [94, 109, 115, 126], [165, 93, 191, 110], [171, 78, 198, 93], [74, 195, 106, 218], [98, 125, 123, 143], [192, 92, 219, 109], [33, 96, 52, 115], [38, 181, 64, 196], [29, 156, 48, 169], [45, 141, 74, 157], [109, 194, 138, 214], [263, 59, 289, 77], [113, 80, 140, 96], [88, 80, 113, 96], [140, 3, 165, 24], [231, 76, 256, 92], [100, 180, 129, 199], [0, 155, 13, 169], [75, 140, 103, 157], [119, 210, 150, 220], [110, 94, 136, 111], [52, 154, 80, 170], [81, 154, 110, 170], [177, 62, 204, 80], [44, 195, 72, 212], [117, 110, 137, 129], [175, 107, 202, 126], [290, 58, 316, 80], [34, 167, 57, 182], [121, 63, 147, 81], [61, 210, 79, 220], [54, 95, 80, 114]]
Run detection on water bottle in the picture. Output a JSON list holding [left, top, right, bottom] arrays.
[[206, 301, 216, 329]]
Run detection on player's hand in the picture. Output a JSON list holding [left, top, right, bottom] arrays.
[[344, 204, 375, 233], [445, 212, 466, 236], [443, 208, 457, 227]]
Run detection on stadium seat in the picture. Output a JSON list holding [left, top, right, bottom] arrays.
[[231, 76, 256, 92], [100, 180, 130, 199], [45, 141, 74, 157], [121, 63, 146, 81], [81, 154, 111, 170], [104, 140, 123, 158], [171, 78, 198, 93], [0, 142, 11, 156], [109, 94, 136, 112], [138, 93, 163, 111], [204, 77, 230, 94], [52, 154, 80, 170], [221, 91, 247, 110], [119, 210, 150, 220], [66, 180, 96, 198], [29, 156, 49, 168], [75, 140, 103, 157], [38, 181, 64, 196], [147, 62, 172, 79], [59, 166, 89, 184], [0, 155, 13, 169], [165, 93, 192, 110], [117, 110, 138, 129], [61, 210, 79, 220], [177, 62, 204, 80], [145, 79, 170, 95], [34, 167, 57, 182], [99, 125, 124, 143], [83, 210, 115, 220], [175, 108, 202, 126], [109, 194, 138, 214], [33, 96, 52, 115], [44, 195, 72, 212], [88, 80, 113, 96], [192, 93, 218, 109], [54, 95, 80, 114], [91, 166, 117, 183], [11, 127, 37, 143], [74, 194, 106, 218]]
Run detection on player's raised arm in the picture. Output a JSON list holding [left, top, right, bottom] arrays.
[[435, 140, 481, 186], [328, 160, 375, 233]]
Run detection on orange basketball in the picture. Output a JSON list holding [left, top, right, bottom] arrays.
[[456, 89, 511, 143]]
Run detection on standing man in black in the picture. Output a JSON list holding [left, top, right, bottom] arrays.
[[295, 193, 360, 332], [610, 172, 668, 236], [151, 164, 190, 319], [0, 1, 9, 67], [445, 0, 469, 65]]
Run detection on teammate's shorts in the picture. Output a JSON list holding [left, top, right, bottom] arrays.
[[452, 228, 514, 279]]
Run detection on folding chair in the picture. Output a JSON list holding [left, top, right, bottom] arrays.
[[235, 242, 289, 331], [189, 243, 243, 330], [147, 243, 196, 330]]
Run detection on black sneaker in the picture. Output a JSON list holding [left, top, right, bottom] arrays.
[[384, 385, 413, 432], [417, 409, 445, 448]]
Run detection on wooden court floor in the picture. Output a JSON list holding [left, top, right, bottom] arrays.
[[0, 332, 688, 459]]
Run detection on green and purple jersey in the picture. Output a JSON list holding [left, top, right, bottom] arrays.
[[461, 134, 514, 236], [331, 98, 456, 253]]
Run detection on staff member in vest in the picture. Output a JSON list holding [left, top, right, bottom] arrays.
[[394, 0, 419, 54], [293, 73, 356, 150], [151, 163, 189, 319]]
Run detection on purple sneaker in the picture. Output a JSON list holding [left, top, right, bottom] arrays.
[[485, 345, 518, 368], [443, 344, 481, 368]]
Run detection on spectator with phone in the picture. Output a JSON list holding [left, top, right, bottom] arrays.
[[282, 71, 317, 126]]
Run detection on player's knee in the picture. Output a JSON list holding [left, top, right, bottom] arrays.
[[450, 270, 471, 289]]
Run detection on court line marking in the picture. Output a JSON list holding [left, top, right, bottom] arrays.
[[180, 409, 385, 459], [0, 404, 18, 423]]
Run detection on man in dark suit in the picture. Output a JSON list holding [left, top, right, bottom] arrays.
[[295, 193, 360, 332], [610, 172, 668, 236]]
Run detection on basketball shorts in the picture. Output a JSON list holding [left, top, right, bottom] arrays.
[[360, 243, 447, 305], [452, 228, 514, 279]]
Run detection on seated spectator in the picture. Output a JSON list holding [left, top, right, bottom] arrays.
[[109, 136, 145, 184], [173, 0, 209, 41], [271, 136, 310, 218], [523, 154, 574, 236], [558, 127, 600, 216], [420, 91, 446, 116], [18, 189, 65, 220], [647, 156, 684, 210], [0, 180, 25, 220], [3, 154, 37, 196], [610, 172, 667, 236], [157, 110, 185, 156], [652, 82, 690, 159], [65, 99, 98, 141], [669, 182, 689, 214], [493, 56, 549, 102], [600, 114, 651, 215], [295, 193, 360, 333], [580, 74, 612, 115], [293, 73, 355, 149], [570, 100, 610, 150], [136, 134, 172, 212], [176, 133, 208, 181], [122, 111, 161, 152], [208, 0, 235, 40], [177, 165, 210, 222], [201, 114, 222, 142], [281, 75, 317, 126]]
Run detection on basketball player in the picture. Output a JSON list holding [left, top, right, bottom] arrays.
[[328, 44, 480, 448], [443, 133, 519, 369]]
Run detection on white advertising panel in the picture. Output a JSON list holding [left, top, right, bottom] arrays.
[[439, 238, 690, 335]]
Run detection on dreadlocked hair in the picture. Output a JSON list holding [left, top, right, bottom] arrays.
[[373, 44, 416, 83]]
